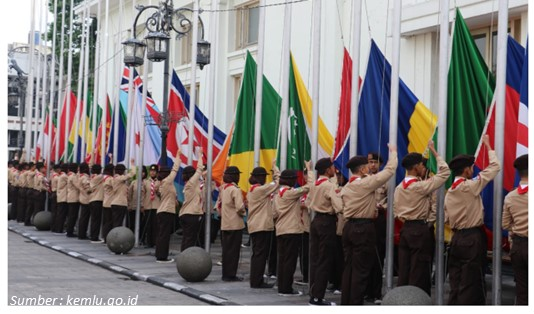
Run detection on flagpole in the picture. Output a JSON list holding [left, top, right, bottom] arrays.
[[81, 1, 90, 161], [24, 0, 36, 161], [112, 0, 124, 164], [253, 0, 266, 167], [435, 0, 450, 305], [33, 0, 43, 161], [65, 0, 75, 162], [385, 0, 401, 293], [187, 0, 200, 164], [124, 0, 136, 166], [47, 0, 58, 179], [135, 51, 149, 248], [91, 0, 101, 165], [55, 0, 66, 162], [310, 0, 321, 167], [279, 0, 292, 171], [204, 0, 219, 252], [74, 6, 87, 163], [492, 0, 508, 305], [41, 0, 49, 160], [101, 0, 110, 166], [349, 0, 362, 156]]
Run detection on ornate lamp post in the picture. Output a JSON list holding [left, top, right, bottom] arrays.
[[122, 0, 210, 166]]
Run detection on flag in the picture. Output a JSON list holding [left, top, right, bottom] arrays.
[[227, 51, 282, 192], [167, 69, 227, 200], [120, 67, 162, 166], [474, 36, 525, 235], [84, 95, 102, 163], [92, 95, 112, 165], [516, 40, 528, 157], [106, 95, 127, 164], [35, 107, 54, 162], [357, 40, 437, 183], [50, 91, 77, 162], [333, 48, 362, 178], [67, 95, 87, 162]]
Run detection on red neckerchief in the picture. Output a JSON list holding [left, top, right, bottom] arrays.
[[68, 172, 75, 177], [300, 193, 308, 204], [249, 184, 261, 193], [103, 174, 112, 181], [518, 185, 528, 195], [451, 177, 466, 190], [52, 172, 59, 178], [315, 177, 328, 186], [279, 186, 290, 197], [402, 177, 419, 189], [224, 183, 234, 190], [349, 176, 360, 183]]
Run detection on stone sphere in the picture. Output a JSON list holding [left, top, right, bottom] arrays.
[[33, 211, 53, 231], [176, 246, 212, 282], [106, 227, 135, 254], [382, 286, 433, 305]]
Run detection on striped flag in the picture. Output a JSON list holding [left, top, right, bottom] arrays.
[[516, 40, 528, 157]]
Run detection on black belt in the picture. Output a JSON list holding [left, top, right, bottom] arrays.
[[404, 219, 426, 225], [512, 235, 528, 242], [315, 212, 335, 217], [452, 226, 484, 235], [348, 218, 374, 224]]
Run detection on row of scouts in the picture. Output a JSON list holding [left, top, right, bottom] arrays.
[[7, 136, 528, 306]]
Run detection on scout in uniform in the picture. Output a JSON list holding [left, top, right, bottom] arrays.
[[444, 135, 500, 305], [143, 164, 161, 248], [273, 162, 312, 296], [24, 162, 36, 226], [49, 164, 61, 226], [329, 171, 347, 295], [393, 140, 450, 295], [110, 164, 136, 229], [89, 164, 104, 243], [502, 154, 528, 305], [66, 163, 80, 237], [127, 166, 147, 238], [32, 162, 49, 217], [102, 164, 115, 241], [339, 145, 397, 305], [305, 158, 341, 306], [53, 163, 69, 233], [76, 163, 92, 240], [179, 148, 205, 252], [247, 159, 279, 289], [296, 170, 310, 287], [155, 147, 181, 263], [9, 161, 19, 221], [217, 166, 246, 281]]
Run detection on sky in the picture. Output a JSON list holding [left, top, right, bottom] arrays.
[[4, 0, 54, 46]]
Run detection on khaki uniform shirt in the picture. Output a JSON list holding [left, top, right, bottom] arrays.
[[103, 175, 114, 208], [273, 173, 314, 236], [376, 184, 388, 209], [502, 181, 528, 237], [128, 179, 145, 211], [111, 169, 135, 207], [56, 173, 68, 203], [300, 196, 310, 233], [51, 172, 60, 192], [89, 174, 104, 203], [336, 213, 346, 236], [143, 177, 161, 210], [34, 172, 48, 192], [444, 150, 500, 230], [394, 156, 450, 222], [67, 172, 80, 203], [305, 175, 342, 215], [78, 173, 91, 205], [10, 169, 19, 187], [157, 160, 180, 214], [180, 166, 205, 217], [247, 167, 280, 233], [219, 183, 246, 231], [26, 170, 36, 189], [340, 151, 398, 219]]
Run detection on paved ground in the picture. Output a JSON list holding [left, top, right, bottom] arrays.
[[7, 220, 519, 306]]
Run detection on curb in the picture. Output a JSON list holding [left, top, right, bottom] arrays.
[[8, 225, 239, 306]]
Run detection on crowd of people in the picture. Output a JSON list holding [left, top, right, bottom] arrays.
[[7, 137, 528, 306]]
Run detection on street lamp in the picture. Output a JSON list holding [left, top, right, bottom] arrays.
[[122, 0, 210, 166]]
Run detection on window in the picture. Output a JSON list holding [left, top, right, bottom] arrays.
[[181, 29, 194, 65], [186, 83, 201, 107], [471, 19, 519, 74], [233, 74, 242, 109], [235, 1, 260, 50]]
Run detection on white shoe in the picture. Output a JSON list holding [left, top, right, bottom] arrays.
[[216, 261, 223, 266], [156, 258, 175, 264], [333, 289, 342, 295], [278, 289, 302, 297], [90, 239, 104, 244]]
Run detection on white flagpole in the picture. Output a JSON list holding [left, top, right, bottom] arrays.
[[100, 0, 109, 166], [350, 0, 362, 156], [47, 0, 58, 171], [253, 0, 266, 167], [74, 6, 86, 163], [492, 0, 508, 305], [435, 0, 450, 305], [385, 0, 401, 293], [92, 0, 101, 165], [310, 0, 321, 166], [81, 1, 91, 161], [112, 0, 124, 164], [24, 0, 37, 161], [41, 0, 49, 163], [65, 0, 75, 162], [33, 0, 44, 160], [187, 0, 200, 164], [204, 0, 220, 252], [54, 0, 66, 162], [279, 0, 292, 171]]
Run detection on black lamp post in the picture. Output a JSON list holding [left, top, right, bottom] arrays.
[[122, 0, 210, 166]]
